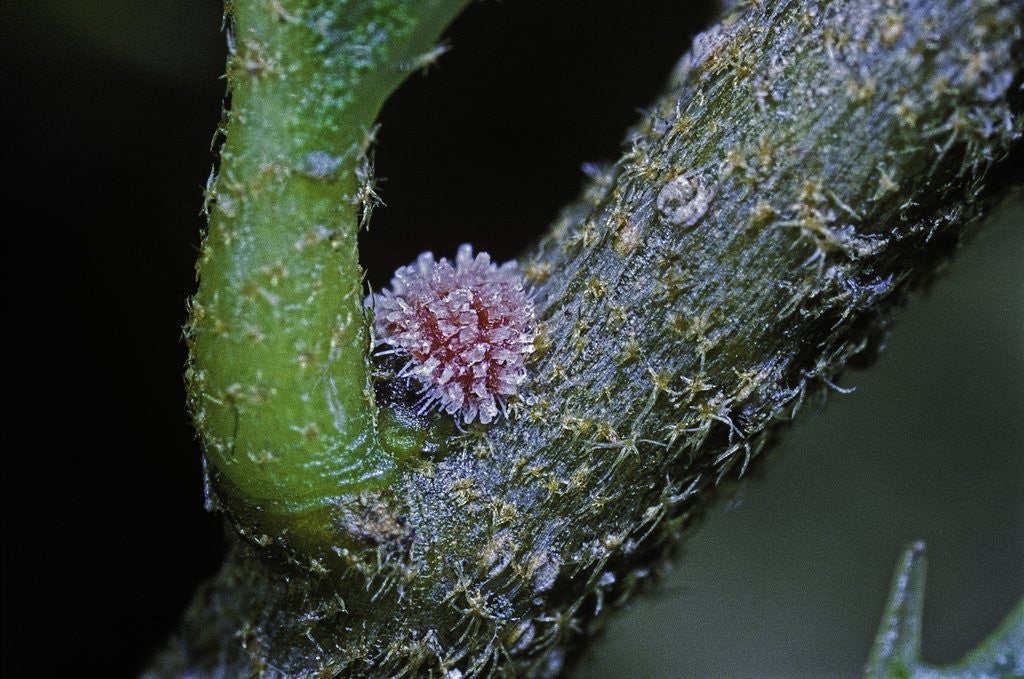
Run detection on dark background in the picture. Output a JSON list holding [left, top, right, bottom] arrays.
[[1, 1, 1020, 677]]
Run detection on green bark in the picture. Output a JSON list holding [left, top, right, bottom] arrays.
[[160, 0, 1023, 676]]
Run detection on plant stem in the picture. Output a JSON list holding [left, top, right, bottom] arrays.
[[867, 542, 1024, 678], [163, 0, 1022, 676], [187, 0, 470, 517]]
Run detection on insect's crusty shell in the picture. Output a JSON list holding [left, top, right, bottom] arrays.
[[369, 244, 536, 424]]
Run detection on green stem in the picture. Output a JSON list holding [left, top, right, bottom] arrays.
[[186, 0, 469, 515], [867, 543, 1024, 678]]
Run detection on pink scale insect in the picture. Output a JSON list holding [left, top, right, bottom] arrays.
[[367, 244, 536, 424]]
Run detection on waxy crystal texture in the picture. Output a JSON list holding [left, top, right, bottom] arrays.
[[370, 245, 536, 424]]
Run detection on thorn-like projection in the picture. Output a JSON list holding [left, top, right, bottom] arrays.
[[866, 542, 1024, 678]]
